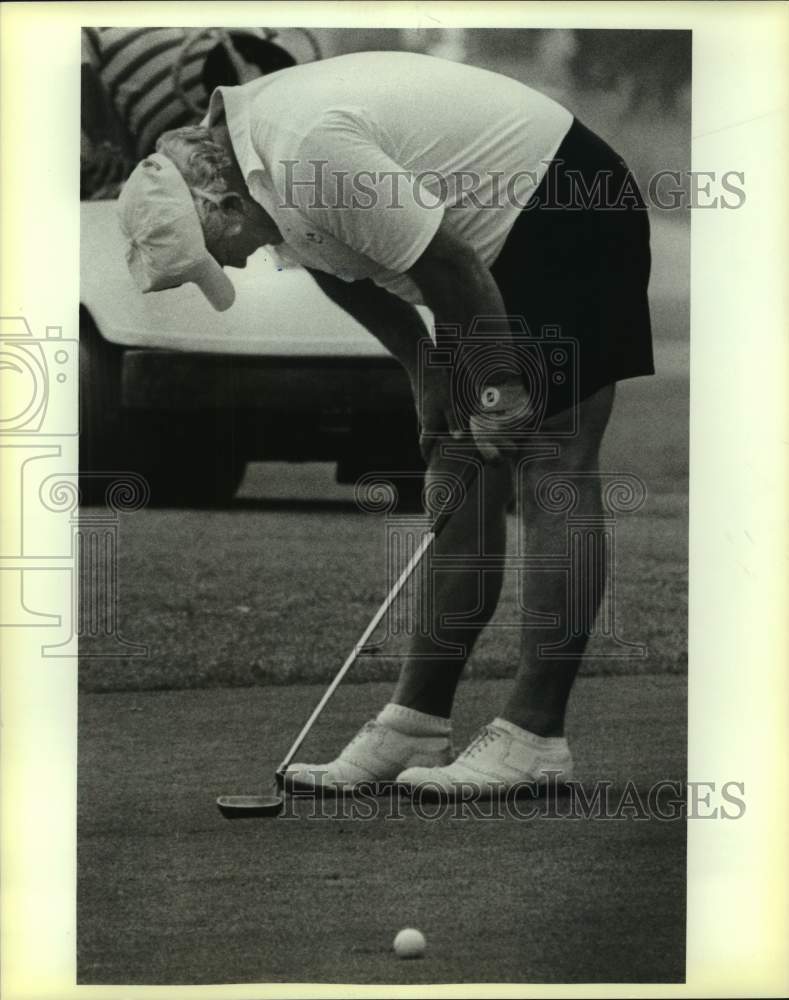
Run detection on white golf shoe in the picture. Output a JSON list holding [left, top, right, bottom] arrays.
[[396, 717, 573, 800], [283, 707, 454, 796]]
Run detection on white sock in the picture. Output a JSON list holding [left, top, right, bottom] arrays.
[[377, 703, 452, 737], [492, 717, 568, 751]]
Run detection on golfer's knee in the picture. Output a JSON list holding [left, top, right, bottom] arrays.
[[517, 388, 616, 517]]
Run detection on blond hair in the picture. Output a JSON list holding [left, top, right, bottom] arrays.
[[156, 126, 242, 244]]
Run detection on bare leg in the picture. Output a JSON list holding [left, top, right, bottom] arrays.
[[502, 384, 616, 736], [392, 445, 512, 717]]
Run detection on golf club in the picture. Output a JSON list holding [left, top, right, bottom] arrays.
[[217, 449, 480, 818]]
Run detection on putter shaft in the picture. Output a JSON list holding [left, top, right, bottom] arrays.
[[276, 455, 479, 776]]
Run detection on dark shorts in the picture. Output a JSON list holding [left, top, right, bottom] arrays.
[[490, 118, 654, 418]]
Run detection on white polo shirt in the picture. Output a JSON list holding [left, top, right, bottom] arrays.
[[206, 51, 572, 303]]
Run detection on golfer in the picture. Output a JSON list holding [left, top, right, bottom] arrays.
[[118, 51, 653, 799]]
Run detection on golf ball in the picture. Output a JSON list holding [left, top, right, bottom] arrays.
[[393, 927, 426, 959]]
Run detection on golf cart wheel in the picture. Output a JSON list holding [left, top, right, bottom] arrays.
[[128, 410, 247, 508], [338, 414, 426, 513], [80, 310, 245, 508]]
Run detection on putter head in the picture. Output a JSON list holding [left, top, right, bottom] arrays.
[[216, 793, 284, 819]]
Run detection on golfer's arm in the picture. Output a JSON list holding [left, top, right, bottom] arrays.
[[406, 224, 514, 360], [306, 270, 429, 381]]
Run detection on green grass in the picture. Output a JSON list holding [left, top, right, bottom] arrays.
[[78, 370, 687, 692], [78, 675, 686, 985]]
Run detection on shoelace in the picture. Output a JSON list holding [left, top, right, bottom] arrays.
[[459, 725, 502, 760]]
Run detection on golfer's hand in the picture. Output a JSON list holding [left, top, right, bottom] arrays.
[[416, 369, 462, 463], [469, 379, 531, 463]]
